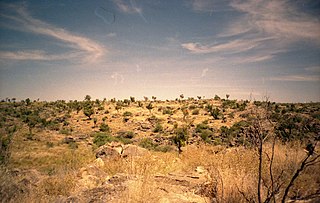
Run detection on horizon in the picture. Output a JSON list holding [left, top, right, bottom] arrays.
[[1, 1, 320, 103]]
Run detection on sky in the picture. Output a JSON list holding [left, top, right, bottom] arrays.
[[0, 0, 319, 102]]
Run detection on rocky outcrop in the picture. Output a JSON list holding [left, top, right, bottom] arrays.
[[95, 143, 148, 159]]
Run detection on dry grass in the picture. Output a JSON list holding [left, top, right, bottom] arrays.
[[96, 142, 319, 202], [2, 138, 319, 202], [1, 100, 319, 202]]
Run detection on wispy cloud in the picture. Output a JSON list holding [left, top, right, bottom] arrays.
[[112, 0, 147, 23], [136, 64, 142, 73], [305, 66, 320, 73], [201, 68, 208, 77], [0, 50, 77, 61], [228, 0, 320, 43], [270, 75, 320, 82], [182, 38, 268, 54], [106, 32, 117, 38], [110, 72, 124, 85], [113, 0, 141, 14], [190, 0, 214, 12], [184, 0, 320, 65], [0, 4, 105, 63]]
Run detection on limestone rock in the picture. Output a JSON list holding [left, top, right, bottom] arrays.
[[122, 144, 148, 157]]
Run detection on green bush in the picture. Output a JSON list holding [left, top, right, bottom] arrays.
[[192, 109, 199, 115], [99, 123, 111, 132], [195, 123, 209, 133], [59, 127, 71, 135], [93, 132, 115, 147], [163, 108, 173, 115], [139, 138, 157, 150], [116, 131, 135, 139], [139, 138, 172, 152], [173, 127, 188, 152], [200, 129, 213, 143], [123, 111, 132, 117], [93, 132, 132, 147], [153, 123, 163, 133]]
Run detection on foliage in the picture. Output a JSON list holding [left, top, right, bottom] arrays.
[[173, 127, 188, 153], [162, 107, 173, 115], [116, 131, 135, 139], [123, 111, 133, 117], [99, 123, 111, 132], [192, 109, 199, 115], [93, 132, 132, 147], [83, 101, 94, 120], [130, 96, 135, 103], [214, 95, 220, 100], [153, 123, 163, 133], [139, 138, 172, 152], [146, 102, 153, 113]]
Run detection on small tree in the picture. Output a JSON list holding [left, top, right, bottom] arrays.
[[146, 102, 153, 114], [85, 95, 91, 101], [130, 96, 135, 103], [152, 96, 157, 102], [214, 95, 220, 100], [181, 107, 189, 122], [83, 105, 94, 120], [25, 98, 31, 106], [180, 94, 184, 101], [93, 117, 98, 128], [115, 101, 122, 113], [0, 125, 17, 164], [173, 127, 188, 153]]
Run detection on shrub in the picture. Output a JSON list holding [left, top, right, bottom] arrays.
[[93, 132, 132, 147], [195, 123, 209, 133], [200, 129, 213, 143], [188, 105, 197, 110], [192, 109, 199, 115], [163, 108, 173, 115], [123, 111, 132, 117], [99, 123, 111, 132], [46, 142, 54, 148], [139, 138, 172, 152], [93, 133, 114, 147], [153, 123, 163, 133], [59, 127, 71, 135], [83, 106, 94, 119], [173, 127, 188, 152], [116, 131, 135, 139], [139, 138, 157, 150]]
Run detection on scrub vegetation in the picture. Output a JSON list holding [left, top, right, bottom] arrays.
[[0, 95, 319, 202]]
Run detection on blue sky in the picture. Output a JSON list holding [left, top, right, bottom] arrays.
[[0, 0, 319, 102]]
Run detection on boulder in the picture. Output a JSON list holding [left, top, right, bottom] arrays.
[[122, 144, 148, 157], [95, 142, 123, 159]]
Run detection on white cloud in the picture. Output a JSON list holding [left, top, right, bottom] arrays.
[[181, 38, 270, 54], [0, 5, 106, 63], [190, 0, 215, 12], [305, 66, 320, 73], [270, 75, 320, 82], [0, 50, 77, 61], [201, 68, 208, 77], [228, 0, 320, 43], [111, 72, 124, 85], [113, 0, 141, 14], [184, 0, 320, 65], [106, 32, 117, 38], [112, 0, 147, 23], [136, 64, 142, 72]]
